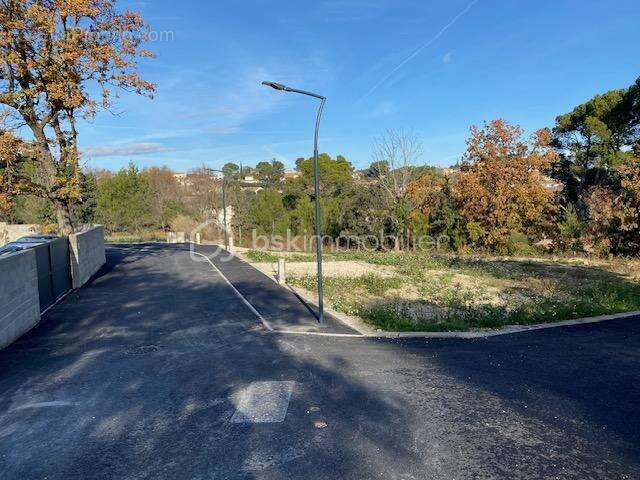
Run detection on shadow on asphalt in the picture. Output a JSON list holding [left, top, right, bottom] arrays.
[[0, 244, 415, 479], [190, 243, 358, 334], [410, 319, 640, 468], [0, 243, 638, 478]]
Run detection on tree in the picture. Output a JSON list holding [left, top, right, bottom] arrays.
[[552, 77, 639, 205], [222, 162, 240, 178], [96, 163, 154, 232], [255, 158, 284, 188], [557, 203, 582, 252], [407, 168, 446, 224], [0, 126, 34, 216], [249, 188, 288, 236], [370, 129, 424, 243], [295, 153, 353, 195], [185, 167, 222, 221], [363, 160, 390, 180], [452, 119, 559, 251], [406, 168, 452, 245], [142, 166, 183, 230], [0, 0, 155, 233], [76, 170, 97, 224], [339, 182, 390, 246], [581, 153, 640, 255]]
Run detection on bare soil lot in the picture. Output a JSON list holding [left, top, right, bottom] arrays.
[[240, 249, 640, 332]]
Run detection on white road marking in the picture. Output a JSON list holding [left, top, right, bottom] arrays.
[[230, 381, 295, 423], [190, 251, 274, 332], [275, 330, 363, 338]]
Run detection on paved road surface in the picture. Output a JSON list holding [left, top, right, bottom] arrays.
[[0, 244, 639, 479]]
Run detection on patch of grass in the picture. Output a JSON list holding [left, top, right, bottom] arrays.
[[244, 250, 280, 263], [288, 253, 316, 262], [289, 274, 406, 317], [358, 278, 640, 332], [268, 248, 640, 332], [328, 250, 408, 266]]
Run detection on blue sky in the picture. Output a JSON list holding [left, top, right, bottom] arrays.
[[79, 0, 640, 172]]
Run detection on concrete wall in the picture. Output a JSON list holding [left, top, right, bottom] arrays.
[[69, 225, 106, 289], [0, 223, 38, 245], [0, 250, 40, 349]]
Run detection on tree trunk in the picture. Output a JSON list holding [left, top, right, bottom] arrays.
[[54, 200, 75, 235]]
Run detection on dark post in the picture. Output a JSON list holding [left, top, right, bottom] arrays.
[[221, 175, 229, 251], [312, 98, 326, 323], [261, 81, 326, 324], [205, 168, 229, 252]]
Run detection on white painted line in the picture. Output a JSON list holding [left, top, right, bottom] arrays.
[[41, 288, 73, 316], [230, 381, 295, 423], [190, 251, 274, 332]]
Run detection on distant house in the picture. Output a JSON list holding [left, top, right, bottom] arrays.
[[352, 170, 365, 181], [241, 175, 260, 185], [173, 172, 190, 186], [440, 167, 459, 178], [239, 175, 263, 193]]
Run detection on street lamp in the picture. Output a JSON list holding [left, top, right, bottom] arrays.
[[204, 168, 229, 252], [261, 80, 326, 324]]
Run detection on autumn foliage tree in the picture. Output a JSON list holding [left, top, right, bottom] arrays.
[[0, 0, 154, 233], [452, 119, 559, 251], [0, 126, 34, 216]]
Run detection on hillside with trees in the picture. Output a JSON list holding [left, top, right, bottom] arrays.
[[2, 56, 639, 256]]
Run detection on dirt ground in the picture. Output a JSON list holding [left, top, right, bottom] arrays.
[[250, 260, 396, 279]]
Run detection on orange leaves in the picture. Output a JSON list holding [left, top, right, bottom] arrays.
[[0, 0, 155, 119], [25, 4, 56, 33], [619, 155, 640, 204], [0, 0, 154, 231], [407, 170, 445, 219], [0, 129, 35, 213], [57, 0, 102, 19], [452, 119, 559, 249]]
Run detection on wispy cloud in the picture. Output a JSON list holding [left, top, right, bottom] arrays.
[[82, 142, 169, 157], [442, 51, 453, 64], [360, 0, 479, 100]]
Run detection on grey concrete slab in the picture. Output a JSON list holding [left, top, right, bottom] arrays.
[[0, 244, 638, 480], [230, 381, 295, 423]]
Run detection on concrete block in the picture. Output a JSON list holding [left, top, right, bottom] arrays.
[[69, 226, 106, 289], [0, 249, 40, 350]]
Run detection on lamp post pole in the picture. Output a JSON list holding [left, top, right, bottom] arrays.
[[261, 81, 326, 324], [205, 168, 229, 252]]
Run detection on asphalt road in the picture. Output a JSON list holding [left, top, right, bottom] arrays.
[[0, 243, 639, 479]]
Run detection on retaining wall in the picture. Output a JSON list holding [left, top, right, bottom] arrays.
[[0, 250, 40, 349], [0, 223, 38, 245], [69, 225, 106, 288]]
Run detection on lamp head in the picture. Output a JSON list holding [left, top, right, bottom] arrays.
[[261, 81, 288, 91]]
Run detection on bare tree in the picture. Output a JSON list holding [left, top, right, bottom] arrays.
[[142, 167, 181, 230], [186, 167, 223, 221], [371, 129, 423, 248]]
